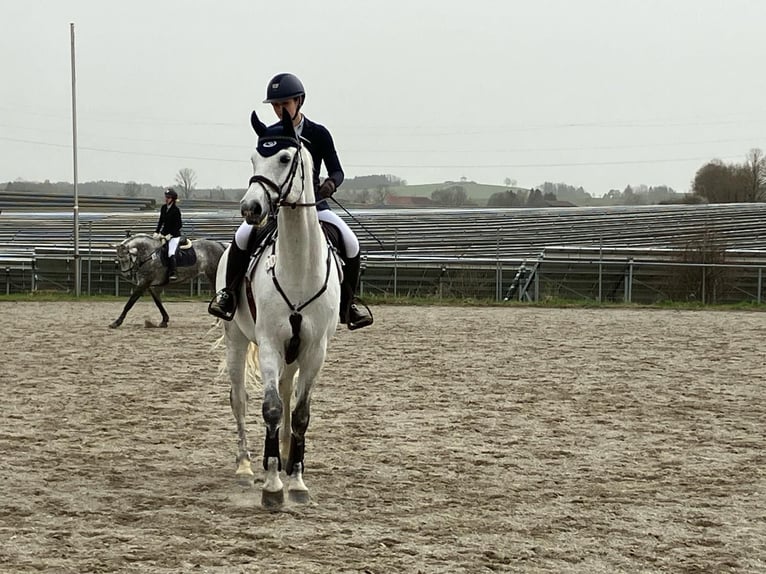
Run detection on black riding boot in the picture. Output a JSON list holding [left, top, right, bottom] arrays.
[[167, 255, 178, 281], [208, 242, 250, 321], [340, 253, 373, 330]]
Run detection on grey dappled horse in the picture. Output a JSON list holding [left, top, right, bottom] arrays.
[[219, 110, 341, 508], [111, 233, 225, 328]]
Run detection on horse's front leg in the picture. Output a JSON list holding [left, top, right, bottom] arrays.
[[148, 287, 170, 328], [260, 345, 285, 509], [285, 346, 325, 504], [279, 363, 299, 469], [109, 284, 147, 328]]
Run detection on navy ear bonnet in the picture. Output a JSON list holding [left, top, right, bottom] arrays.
[[251, 108, 300, 157], [256, 124, 300, 158]]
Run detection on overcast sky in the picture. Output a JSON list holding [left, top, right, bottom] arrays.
[[2, 0, 765, 197]]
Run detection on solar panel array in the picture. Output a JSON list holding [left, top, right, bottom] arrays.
[[1, 197, 765, 302]]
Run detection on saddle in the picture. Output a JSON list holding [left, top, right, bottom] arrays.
[[160, 236, 197, 267]]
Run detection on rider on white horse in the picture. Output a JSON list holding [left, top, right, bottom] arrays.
[[209, 73, 373, 330], [154, 188, 182, 280]]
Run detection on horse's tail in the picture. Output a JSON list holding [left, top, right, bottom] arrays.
[[211, 320, 262, 392], [209, 320, 230, 384], [245, 343, 261, 389]]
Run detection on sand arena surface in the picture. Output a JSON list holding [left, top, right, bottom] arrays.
[[0, 301, 764, 573]]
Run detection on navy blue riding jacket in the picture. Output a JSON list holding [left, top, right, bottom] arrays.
[[295, 116, 345, 211], [155, 203, 183, 237]]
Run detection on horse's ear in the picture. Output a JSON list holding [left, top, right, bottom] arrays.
[[251, 110, 267, 136], [281, 108, 296, 138]]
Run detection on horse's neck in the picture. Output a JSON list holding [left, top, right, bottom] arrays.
[[275, 208, 326, 280]]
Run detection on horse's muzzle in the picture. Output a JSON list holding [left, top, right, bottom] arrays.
[[241, 203, 262, 225]]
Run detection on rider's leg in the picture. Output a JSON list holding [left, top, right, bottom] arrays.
[[167, 236, 180, 280], [208, 222, 253, 320], [317, 210, 373, 330]]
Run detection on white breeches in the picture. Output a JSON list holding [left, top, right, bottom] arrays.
[[167, 236, 180, 257], [234, 211, 359, 258]]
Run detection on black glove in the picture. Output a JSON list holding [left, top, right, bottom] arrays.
[[318, 178, 336, 199]]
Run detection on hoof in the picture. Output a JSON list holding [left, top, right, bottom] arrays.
[[261, 488, 284, 510], [109, 322, 121, 329], [235, 459, 253, 486], [288, 489, 310, 504], [236, 474, 254, 487]]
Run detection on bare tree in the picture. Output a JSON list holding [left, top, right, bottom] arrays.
[[744, 148, 766, 202], [432, 186, 467, 207], [123, 181, 141, 198], [370, 187, 387, 205], [174, 168, 197, 199]]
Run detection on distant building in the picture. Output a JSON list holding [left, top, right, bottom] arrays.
[[544, 199, 578, 208]]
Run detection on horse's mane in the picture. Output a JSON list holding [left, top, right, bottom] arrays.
[[119, 232, 156, 246]]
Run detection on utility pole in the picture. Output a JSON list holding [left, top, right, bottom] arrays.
[[70, 22, 81, 296]]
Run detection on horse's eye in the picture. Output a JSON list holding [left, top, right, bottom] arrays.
[[279, 154, 290, 164]]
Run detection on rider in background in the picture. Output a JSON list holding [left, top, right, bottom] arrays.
[[208, 72, 373, 330], [154, 188, 182, 280]]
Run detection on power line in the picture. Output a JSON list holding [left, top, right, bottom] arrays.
[[0, 136, 245, 163], [1, 121, 761, 155], [0, 136, 746, 169], [344, 155, 744, 169], [2, 103, 766, 133]]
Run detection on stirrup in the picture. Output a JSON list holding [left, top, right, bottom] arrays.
[[347, 300, 373, 331], [208, 289, 236, 321]]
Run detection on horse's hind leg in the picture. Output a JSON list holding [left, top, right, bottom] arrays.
[[225, 323, 254, 484], [148, 288, 170, 328], [109, 286, 146, 328]]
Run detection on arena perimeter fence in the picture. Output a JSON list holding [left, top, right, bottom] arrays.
[[1, 247, 765, 305], [1, 204, 766, 305]]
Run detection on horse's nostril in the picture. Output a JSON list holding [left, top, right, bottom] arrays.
[[241, 203, 262, 224]]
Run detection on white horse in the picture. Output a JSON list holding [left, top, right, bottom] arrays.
[[217, 109, 341, 508]]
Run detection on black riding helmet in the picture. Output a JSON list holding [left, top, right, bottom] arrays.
[[263, 73, 305, 104], [164, 188, 178, 200]]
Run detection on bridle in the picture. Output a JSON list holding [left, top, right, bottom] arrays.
[[248, 136, 319, 220], [117, 237, 162, 275]]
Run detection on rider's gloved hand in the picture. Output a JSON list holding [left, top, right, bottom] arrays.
[[152, 232, 162, 239], [318, 178, 336, 199]]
